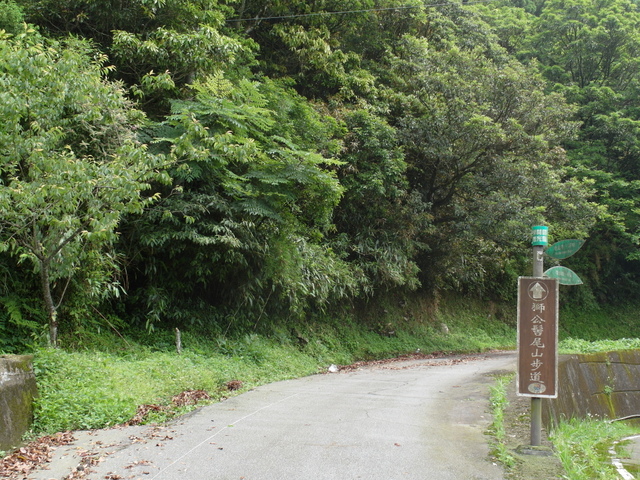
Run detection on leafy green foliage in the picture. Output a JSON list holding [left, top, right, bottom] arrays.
[[16, 0, 232, 43], [376, 33, 597, 293], [1, 0, 639, 343], [332, 109, 428, 292], [121, 73, 351, 327], [471, 2, 534, 54], [525, 0, 640, 90], [230, 0, 384, 100], [17, 0, 243, 116], [111, 25, 242, 96], [0, 31, 164, 345], [0, 0, 24, 34]]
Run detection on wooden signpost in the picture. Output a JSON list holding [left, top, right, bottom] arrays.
[[517, 277, 558, 398], [518, 226, 584, 446]]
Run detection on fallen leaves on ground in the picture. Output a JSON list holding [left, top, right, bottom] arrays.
[[172, 389, 211, 406], [127, 389, 213, 425], [124, 459, 152, 469], [126, 404, 166, 426], [0, 431, 74, 479], [0, 388, 213, 478], [225, 380, 243, 391], [335, 352, 484, 372]]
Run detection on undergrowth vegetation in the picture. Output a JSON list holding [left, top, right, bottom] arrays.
[[25, 295, 516, 437], [551, 418, 638, 480], [31, 339, 320, 434], [488, 374, 517, 468]]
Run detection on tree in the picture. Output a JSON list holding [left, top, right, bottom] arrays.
[[525, 0, 640, 90], [512, 0, 640, 301], [120, 74, 351, 327], [7, 0, 618, 320], [471, 2, 535, 54], [0, 0, 24, 34], [378, 35, 597, 293], [228, 0, 404, 100], [15, 0, 233, 44], [0, 32, 163, 346], [16, 0, 245, 116], [332, 109, 428, 293]]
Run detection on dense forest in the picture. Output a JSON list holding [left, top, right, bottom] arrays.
[[0, 0, 638, 349]]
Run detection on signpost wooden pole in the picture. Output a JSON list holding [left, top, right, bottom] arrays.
[[531, 241, 544, 446], [518, 227, 582, 446], [517, 276, 558, 444], [518, 226, 559, 447]]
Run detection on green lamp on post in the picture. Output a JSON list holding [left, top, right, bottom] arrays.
[[531, 226, 549, 247], [531, 226, 547, 278]]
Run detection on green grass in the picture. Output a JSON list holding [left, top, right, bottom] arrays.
[[559, 302, 640, 342], [550, 417, 639, 480], [558, 300, 640, 354], [487, 374, 517, 468], [560, 337, 640, 354], [24, 295, 517, 437], [30, 333, 322, 434]]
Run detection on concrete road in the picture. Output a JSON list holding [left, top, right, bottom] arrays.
[[30, 351, 516, 480]]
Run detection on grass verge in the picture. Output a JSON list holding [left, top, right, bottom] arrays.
[[550, 417, 639, 480], [488, 373, 517, 468], [25, 296, 516, 437], [30, 336, 321, 434]]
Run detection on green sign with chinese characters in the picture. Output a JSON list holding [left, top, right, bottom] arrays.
[[544, 266, 583, 285], [545, 239, 584, 260], [532, 226, 549, 246]]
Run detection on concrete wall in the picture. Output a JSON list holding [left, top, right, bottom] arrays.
[[543, 351, 640, 427], [0, 355, 37, 451]]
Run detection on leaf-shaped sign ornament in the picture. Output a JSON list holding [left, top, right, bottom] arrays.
[[545, 239, 585, 260], [544, 266, 583, 286]]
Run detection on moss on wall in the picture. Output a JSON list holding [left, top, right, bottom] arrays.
[[0, 355, 37, 451], [543, 351, 640, 428]]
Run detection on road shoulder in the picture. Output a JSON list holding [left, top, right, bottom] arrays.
[[501, 380, 565, 479]]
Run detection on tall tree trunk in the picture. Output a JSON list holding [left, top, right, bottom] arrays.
[[39, 261, 58, 348]]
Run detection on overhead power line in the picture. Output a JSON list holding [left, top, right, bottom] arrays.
[[226, 0, 498, 23]]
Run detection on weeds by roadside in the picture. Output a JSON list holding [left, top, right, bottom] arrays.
[[488, 374, 517, 468], [29, 338, 320, 435], [22, 297, 517, 438], [551, 417, 639, 480], [8, 295, 640, 480]]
